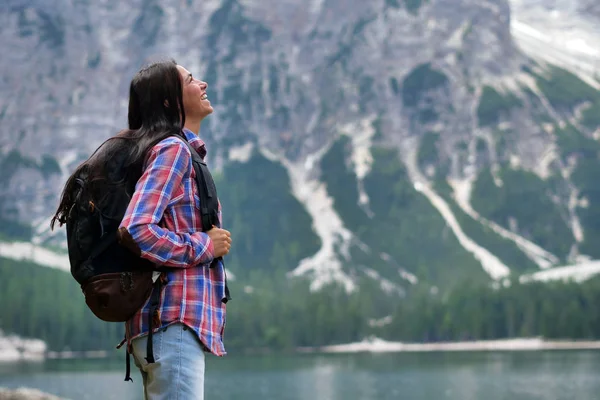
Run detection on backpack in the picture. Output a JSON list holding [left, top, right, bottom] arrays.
[[64, 133, 230, 380]]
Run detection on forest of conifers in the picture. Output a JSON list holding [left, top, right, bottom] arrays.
[[2, 257, 600, 355]]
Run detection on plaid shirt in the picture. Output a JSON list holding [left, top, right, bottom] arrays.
[[118, 128, 227, 356]]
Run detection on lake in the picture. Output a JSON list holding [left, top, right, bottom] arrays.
[[0, 350, 599, 399]]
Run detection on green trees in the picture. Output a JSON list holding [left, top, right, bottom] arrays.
[[471, 167, 574, 260], [4, 256, 600, 354], [477, 86, 522, 127], [0, 257, 123, 351], [380, 277, 600, 342], [215, 152, 321, 279]]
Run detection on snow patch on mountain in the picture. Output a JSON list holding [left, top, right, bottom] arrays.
[[0, 241, 70, 272], [449, 178, 559, 269], [361, 267, 405, 296], [414, 180, 510, 279], [379, 252, 419, 285], [403, 139, 511, 279], [338, 116, 377, 216], [0, 240, 237, 282], [520, 260, 600, 283], [262, 147, 356, 293], [228, 142, 254, 163], [509, 0, 600, 88]]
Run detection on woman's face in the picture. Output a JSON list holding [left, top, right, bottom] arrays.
[[178, 65, 213, 120]]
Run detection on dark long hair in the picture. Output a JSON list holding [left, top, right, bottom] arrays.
[[50, 59, 186, 229]]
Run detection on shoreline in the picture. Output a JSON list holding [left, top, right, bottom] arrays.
[[46, 350, 109, 360], [4, 337, 600, 363], [297, 337, 600, 354], [0, 350, 111, 364]]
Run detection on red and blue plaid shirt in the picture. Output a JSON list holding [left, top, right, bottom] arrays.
[[119, 128, 227, 356]]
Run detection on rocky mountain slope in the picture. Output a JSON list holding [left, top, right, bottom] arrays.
[[1, 0, 600, 295]]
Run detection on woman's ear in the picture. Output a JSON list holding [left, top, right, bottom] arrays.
[[164, 99, 169, 107]]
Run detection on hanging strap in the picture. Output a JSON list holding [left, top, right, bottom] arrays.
[[124, 348, 132, 382], [145, 278, 162, 363], [122, 278, 161, 382]]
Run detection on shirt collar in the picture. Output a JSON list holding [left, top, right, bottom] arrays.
[[182, 128, 207, 159]]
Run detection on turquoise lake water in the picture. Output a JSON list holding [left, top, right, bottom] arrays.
[[1, 350, 599, 399]]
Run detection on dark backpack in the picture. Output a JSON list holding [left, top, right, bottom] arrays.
[[64, 134, 229, 380]]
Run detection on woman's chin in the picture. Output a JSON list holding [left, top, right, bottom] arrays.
[[197, 106, 213, 119], [201, 99, 213, 112]]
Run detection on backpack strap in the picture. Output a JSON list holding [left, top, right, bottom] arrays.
[[144, 278, 162, 363], [125, 277, 161, 382], [179, 138, 231, 304], [181, 140, 220, 231]]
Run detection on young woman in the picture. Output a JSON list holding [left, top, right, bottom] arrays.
[[119, 59, 232, 399], [54, 59, 232, 399]]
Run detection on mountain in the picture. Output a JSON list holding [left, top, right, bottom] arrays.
[[2, 0, 600, 299]]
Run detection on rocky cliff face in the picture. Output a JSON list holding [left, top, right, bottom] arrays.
[[1, 0, 600, 294]]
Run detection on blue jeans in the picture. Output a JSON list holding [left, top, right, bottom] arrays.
[[131, 323, 206, 400]]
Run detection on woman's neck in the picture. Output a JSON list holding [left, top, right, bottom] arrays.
[[184, 119, 201, 135]]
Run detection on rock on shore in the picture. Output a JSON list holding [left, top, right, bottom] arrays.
[[0, 388, 64, 400]]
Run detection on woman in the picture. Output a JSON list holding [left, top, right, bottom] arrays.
[[55, 59, 232, 399], [119, 59, 232, 399]]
